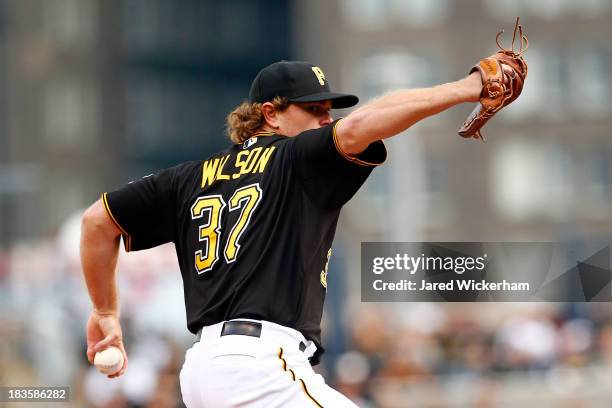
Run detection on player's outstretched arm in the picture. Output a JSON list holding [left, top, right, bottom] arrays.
[[80, 199, 128, 377], [335, 72, 482, 155]]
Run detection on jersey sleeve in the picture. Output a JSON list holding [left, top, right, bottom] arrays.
[[290, 119, 387, 209], [102, 167, 177, 252]]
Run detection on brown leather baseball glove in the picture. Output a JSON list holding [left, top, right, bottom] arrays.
[[458, 18, 528, 141]]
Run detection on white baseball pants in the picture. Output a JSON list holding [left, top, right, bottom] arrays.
[[179, 319, 359, 408]]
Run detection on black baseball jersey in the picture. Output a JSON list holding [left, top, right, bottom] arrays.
[[102, 119, 386, 364]]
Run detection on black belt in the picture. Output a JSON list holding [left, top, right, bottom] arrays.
[[195, 320, 307, 352]]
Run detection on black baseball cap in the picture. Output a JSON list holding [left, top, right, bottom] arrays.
[[249, 61, 358, 109]]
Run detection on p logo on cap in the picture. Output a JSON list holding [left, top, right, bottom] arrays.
[[311, 67, 326, 86], [248, 61, 358, 109]]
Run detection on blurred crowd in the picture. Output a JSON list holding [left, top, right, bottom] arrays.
[[330, 303, 612, 407], [2, 220, 612, 407]]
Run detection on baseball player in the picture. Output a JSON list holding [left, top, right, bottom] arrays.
[[82, 44, 526, 406]]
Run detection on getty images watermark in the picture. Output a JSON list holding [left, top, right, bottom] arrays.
[[371, 252, 530, 292], [361, 242, 612, 302]]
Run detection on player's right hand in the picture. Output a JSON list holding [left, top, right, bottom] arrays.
[[86, 310, 129, 378]]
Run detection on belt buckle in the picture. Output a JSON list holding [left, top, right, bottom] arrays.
[[196, 321, 310, 359], [221, 320, 262, 337]]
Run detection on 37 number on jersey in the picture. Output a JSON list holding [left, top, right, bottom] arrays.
[[190, 183, 263, 274]]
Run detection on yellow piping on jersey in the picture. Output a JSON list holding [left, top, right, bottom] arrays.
[[277, 348, 323, 407], [332, 119, 386, 167], [101, 192, 132, 252], [251, 131, 275, 137]]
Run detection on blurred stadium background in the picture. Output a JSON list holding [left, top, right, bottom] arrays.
[[1, 0, 612, 407]]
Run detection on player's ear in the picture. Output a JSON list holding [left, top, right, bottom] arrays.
[[261, 102, 280, 129]]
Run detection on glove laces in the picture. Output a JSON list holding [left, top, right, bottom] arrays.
[[495, 17, 529, 57]]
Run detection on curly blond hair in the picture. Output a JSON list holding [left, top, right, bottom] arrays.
[[226, 97, 289, 144]]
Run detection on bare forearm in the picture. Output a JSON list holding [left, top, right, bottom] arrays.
[[80, 200, 122, 315], [337, 73, 481, 153]]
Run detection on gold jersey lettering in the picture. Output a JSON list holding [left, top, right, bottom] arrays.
[[255, 146, 276, 173], [215, 155, 231, 181], [230, 146, 278, 182], [232, 148, 261, 178], [233, 151, 250, 179], [242, 147, 262, 174], [201, 158, 220, 188]]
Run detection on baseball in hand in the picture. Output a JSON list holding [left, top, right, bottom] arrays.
[[94, 346, 124, 375]]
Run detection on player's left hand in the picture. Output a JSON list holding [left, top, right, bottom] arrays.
[[86, 310, 129, 378], [458, 17, 528, 141]]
